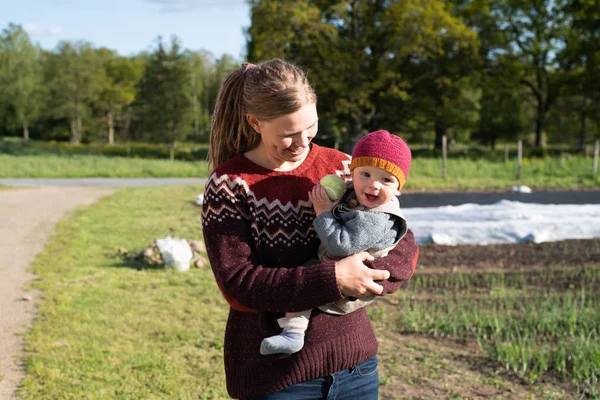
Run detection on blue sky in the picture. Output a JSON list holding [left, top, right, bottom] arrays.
[[0, 0, 251, 59]]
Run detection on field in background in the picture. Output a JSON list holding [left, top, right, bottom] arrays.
[[0, 153, 209, 178], [16, 185, 599, 399], [1, 139, 599, 190]]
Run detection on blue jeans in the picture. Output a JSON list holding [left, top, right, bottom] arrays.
[[252, 356, 379, 400]]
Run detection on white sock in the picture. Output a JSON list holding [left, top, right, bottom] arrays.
[[260, 311, 311, 355]]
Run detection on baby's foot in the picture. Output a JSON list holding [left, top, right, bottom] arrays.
[[260, 332, 305, 355]]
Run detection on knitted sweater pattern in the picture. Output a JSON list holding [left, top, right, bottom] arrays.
[[201, 144, 418, 399]]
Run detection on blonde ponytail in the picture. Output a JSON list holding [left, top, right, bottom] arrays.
[[209, 66, 260, 169]]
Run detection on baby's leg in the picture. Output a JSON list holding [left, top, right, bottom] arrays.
[[260, 309, 311, 355]]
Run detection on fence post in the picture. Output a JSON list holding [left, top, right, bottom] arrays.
[[504, 144, 509, 164], [593, 139, 599, 175], [442, 135, 447, 179], [517, 140, 523, 179]]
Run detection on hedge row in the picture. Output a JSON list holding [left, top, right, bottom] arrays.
[[0, 139, 209, 161], [0, 138, 588, 162]]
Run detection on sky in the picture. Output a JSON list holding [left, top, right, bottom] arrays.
[[0, 0, 251, 59]]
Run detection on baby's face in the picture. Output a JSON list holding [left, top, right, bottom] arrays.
[[352, 166, 399, 208]]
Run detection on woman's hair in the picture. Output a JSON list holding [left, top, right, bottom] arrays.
[[209, 58, 317, 169]]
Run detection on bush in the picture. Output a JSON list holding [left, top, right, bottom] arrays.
[[0, 139, 209, 161]]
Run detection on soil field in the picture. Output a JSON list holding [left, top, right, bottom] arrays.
[[375, 238, 600, 400]]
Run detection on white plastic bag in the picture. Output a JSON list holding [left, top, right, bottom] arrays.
[[155, 236, 193, 272], [512, 185, 532, 193]]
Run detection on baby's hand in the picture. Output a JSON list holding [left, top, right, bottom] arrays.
[[309, 184, 340, 216]]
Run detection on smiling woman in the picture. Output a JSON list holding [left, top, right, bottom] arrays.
[[245, 103, 319, 171], [202, 59, 419, 399]]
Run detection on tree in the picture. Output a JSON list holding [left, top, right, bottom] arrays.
[[45, 41, 105, 144], [387, 0, 481, 149], [561, 0, 600, 149], [491, 0, 570, 148], [134, 36, 193, 158], [474, 74, 527, 149], [207, 54, 239, 113], [247, 0, 480, 150], [0, 23, 43, 141], [185, 50, 239, 143], [96, 49, 144, 144]]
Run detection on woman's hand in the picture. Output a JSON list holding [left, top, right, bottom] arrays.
[[334, 252, 391, 297], [309, 185, 340, 216]]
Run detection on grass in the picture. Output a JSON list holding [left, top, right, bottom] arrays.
[[0, 154, 209, 178], [371, 263, 600, 396], [1, 146, 599, 190], [20, 185, 229, 399], [407, 156, 600, 190], [16, 184, 600, 398]]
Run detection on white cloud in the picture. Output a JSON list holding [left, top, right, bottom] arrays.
[[144, 0, 242, 12], [23, 23, 64, 37]]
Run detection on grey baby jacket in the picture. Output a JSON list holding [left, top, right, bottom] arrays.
[[313, 188, 408, 315]]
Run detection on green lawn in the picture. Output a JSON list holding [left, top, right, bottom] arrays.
[[0, 154, 209, 178], [1, 152, 599, 190], [20, 185, 228, 400], [17, 185, 600, 399], [407, 156, 600, 190]]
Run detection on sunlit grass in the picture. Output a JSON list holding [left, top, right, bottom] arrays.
[[2, 152, 598, 190], [16, 183, 600, 398], [407, 157, 600, 190], [0, 154, 208, 178], [20, 185, 229, 399]]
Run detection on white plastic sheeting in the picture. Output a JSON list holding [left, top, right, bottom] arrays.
[[403, 200, 600, 246]]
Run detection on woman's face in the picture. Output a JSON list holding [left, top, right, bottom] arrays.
[[248, 103, 318, 170], [352, 166, 399, 208]]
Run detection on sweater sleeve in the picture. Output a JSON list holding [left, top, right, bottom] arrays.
[[367, 229, 419, 296], [313, 211, 399, 258], [201, 173, 344, 313]]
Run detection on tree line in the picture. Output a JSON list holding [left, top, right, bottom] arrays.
[[0, 25, 238, 148], [1, 0, 599, 151]]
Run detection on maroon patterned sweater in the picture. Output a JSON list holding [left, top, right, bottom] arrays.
[[201, 144, 419, 399]]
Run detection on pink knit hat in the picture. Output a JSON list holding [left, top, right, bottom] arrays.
[[350, 130, 411, 190]]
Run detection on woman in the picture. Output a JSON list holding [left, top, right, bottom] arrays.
[[202, 59, 419, 399]]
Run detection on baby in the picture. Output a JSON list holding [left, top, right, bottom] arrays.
[[261, 130, 412, 355]]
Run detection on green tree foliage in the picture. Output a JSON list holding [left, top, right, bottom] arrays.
[[561, 0, 600, 149], [133, 37, 193, 158], [96, 49, 144, 144], [185, 51, 238, 143], [187, 50, 213, 142], [388, 1, 482, 149], [475, 75, 527, 149], [45, 41, 106, 144], [490, 0, 570, 148], [247, 0, 480, 150], [0, 23, 43, 141], [454, 1, 529, 148], [1, 1, 599, 152]]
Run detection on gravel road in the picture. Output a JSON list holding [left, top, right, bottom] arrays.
[[0, 186, 115, 400]]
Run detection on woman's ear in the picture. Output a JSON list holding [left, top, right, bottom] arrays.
[[246, 114, 262, 134]]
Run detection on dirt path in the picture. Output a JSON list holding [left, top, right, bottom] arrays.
[[0, 186, 115, 400]]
